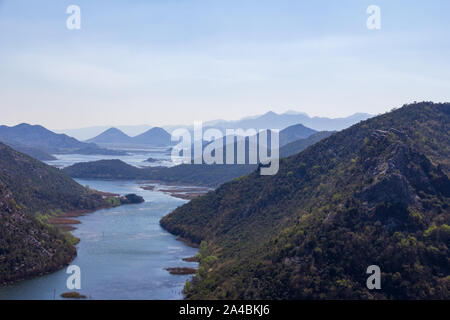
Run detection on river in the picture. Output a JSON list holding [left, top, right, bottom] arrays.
[[0, 179, 198, 300]]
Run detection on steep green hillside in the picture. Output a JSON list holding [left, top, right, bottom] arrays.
[[0, 143, 107, 215], [160, 102, 450, 299], [0, 181, 77, 285], [0, 142, 110, 285]]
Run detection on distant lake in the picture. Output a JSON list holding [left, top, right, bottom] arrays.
[[45, 149, 177, 168], [0, 179, 198, 300]]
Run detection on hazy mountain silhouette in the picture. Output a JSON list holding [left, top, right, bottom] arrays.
[[203, 111, 372, 132], [278, 123, 317, 146], [0, 123, 125, 156], [86, 127, 133, 144], [132, 127, 172, 146], [56, 124, 152, 141], [88, 126, 172, 147]]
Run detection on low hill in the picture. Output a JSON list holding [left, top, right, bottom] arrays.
[[63, 159, 254, 187], [160, 102, 450, 299], [63, 159, 145, 180]]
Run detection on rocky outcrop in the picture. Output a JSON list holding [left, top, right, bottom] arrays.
[[357, 130, 450, 208]]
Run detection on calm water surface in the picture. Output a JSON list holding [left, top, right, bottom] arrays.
[[45, 150, 174, 168], [0, 179, 198, 300]]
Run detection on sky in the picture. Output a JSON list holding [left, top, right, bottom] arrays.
[[0, 0, 450, 130]]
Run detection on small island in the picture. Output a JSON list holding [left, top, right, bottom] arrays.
[[143, 157, 159, 163], [119, 193, 145, 205], [140, 185, 155, 191], [61, 292, 87, 299], [165, 267, 197, 275]]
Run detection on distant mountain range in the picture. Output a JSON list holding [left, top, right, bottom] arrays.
[[206, 111, 373, 132], [160, 102, 450, 299], [86, 126, 173, 148], [55, 110, 371, 141], [55, 125, 153, 141], [0, 123, 126, 157], [164, 111, 373, 134]]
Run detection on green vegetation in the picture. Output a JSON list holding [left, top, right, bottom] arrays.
[[0, 143, 112, 285], [0, 143, 109, 216], [105, 197, 121, 207], [0, 193, 77, 285], [119, 193, 145, 205], [166, 267, 197, 275], [161, 102, 450, 299], [63, 159, 255, 187], [65, 232, 80, 246]]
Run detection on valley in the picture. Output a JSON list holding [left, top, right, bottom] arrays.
[[0, 102, 448, 300]]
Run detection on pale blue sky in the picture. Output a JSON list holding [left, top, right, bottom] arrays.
[[1, 0, 449, 129]]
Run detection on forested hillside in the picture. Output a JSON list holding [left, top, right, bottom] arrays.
[[0, 143, 110, 285], [0, 143, 107, 215], [161, 102, 450, 299]]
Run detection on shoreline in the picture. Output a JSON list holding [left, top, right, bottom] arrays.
[[140, 184, 212, 200], [1, 181, 200, 295], [0, 203, 114, 287]]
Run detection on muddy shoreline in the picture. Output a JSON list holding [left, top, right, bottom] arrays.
[[140, 184, 211, 200]]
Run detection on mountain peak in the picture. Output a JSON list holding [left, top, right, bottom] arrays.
[[87, 126, 172, 147], [87, 127, 131, 144], [133, 127, 171, 146], [262, 111, 278, 117], [104, 127, 128, 135]]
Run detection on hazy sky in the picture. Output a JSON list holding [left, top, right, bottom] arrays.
[[1, 0, 449, 130]]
